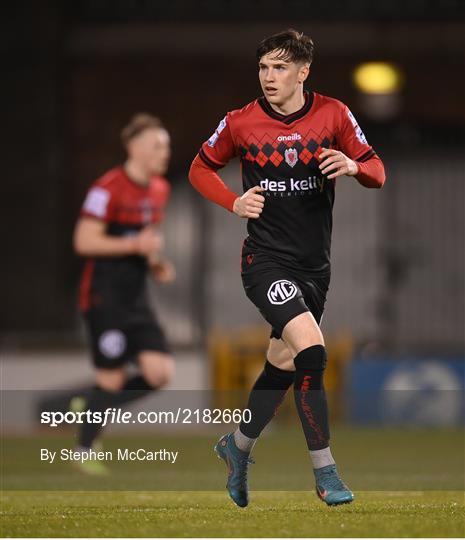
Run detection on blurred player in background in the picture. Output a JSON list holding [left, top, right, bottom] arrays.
[[73, 113, 175, 474], [190, 29, 385, 506]]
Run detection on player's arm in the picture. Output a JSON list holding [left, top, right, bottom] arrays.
[[189, 114, 264, 218], [75, 183, 161, 258], [318, 149, 385, 188], [318, 104, 386, 188], [144, 179, 176, 283], [189, 155, 264, 218], [149, 258, 176, 283], [73, 217, 160, 258]]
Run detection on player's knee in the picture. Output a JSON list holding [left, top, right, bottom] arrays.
[[264, 360, 295, 388], [139, 353, 174, 387], [267, 348, 294, 371], [150, 360, 174, 387], [161, 356, 175, 384], [96, 369, 126, 392], [141, 367, 165, 388], [293, 344, 327, 371], [282, 313, 325, 357]]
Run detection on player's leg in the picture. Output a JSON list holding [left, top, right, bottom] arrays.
[[92, 351, 174, 410], [282, 311, 329, 451], [96, 367, 127, 391], [74, 310, 134, 470], [72, 365, 127, 475], [215, 338, 295, 508], [216, 337, 300, 507], [137, 350, 175, 389], [134, 305, 173, 384], [215, 262, 307, 506], [76, 351, 173, 459], [77, 367, 127, 448], [239, 260, 352, 505], [282, 311, 354, 505], [233, 338, 294, 453], [115, 314, 174, 404]]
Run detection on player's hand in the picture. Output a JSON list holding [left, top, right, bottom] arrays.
[[134, 226, 163, 258], [150, 260, 176, 283], [233, 186, 265, 219], [318, 148, 359, 179]]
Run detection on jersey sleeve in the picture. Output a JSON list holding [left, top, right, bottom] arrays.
[[198, 113, 237, 169], [189, 154, 238, 212], [80, 183, 117, 223], [337, 104, 376, 163]]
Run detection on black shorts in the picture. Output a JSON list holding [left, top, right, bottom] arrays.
[[241, 248, 330, 340], [83, 304, 169, 369]]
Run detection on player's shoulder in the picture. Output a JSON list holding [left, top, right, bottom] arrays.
[[226, 98, 262, 124], [91, 166, 126, 192], [81, 167, 124, 219], [312, 91, 348, 114]]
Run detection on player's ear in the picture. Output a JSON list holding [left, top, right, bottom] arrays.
[[298, 63, 310, 83]]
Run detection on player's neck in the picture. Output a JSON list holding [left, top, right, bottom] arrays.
[[268, 89, 305, 116], [124, 160, 151, 186]]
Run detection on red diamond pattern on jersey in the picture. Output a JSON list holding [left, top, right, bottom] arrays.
[[256, 151, 268, 167], [270, 150, 283, 166], [238, 128, 336, 169]]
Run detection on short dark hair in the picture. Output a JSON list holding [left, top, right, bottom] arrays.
[[121, 113, 164, 147], [256, 28, 314, 64]]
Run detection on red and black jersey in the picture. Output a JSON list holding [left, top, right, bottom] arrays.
[[199, 91, 377, 274], [78, 166, 170, 312]]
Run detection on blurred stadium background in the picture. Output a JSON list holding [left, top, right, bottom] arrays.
[[2, 0, 464, 470]]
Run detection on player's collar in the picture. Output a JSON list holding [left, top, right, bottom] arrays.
[[258, 91, 313, 124]]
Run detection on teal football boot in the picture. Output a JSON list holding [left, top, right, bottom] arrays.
[[314, 464, 354, 506], [214, 433, 254, 508]]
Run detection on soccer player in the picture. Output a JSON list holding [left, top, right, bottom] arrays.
[[189, 29, 385, 506], [73, 113, 175, 474]]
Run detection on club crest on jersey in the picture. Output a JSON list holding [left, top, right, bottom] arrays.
[[267, 280, 298, 305], [284, 148, 298, 168]]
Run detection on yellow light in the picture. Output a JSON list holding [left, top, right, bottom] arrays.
[[353, 62, 403, 94]]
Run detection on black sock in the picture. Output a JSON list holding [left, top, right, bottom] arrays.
[[293, 345, 330, 451], [112, 375, 155, 406], [239, 360, 295, 439], [78, 385, 117, 449], [78, 376, 156, 449]]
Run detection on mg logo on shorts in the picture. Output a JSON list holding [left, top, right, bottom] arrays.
[[99, 330, 126, 359], [267, 280, 298, 305]]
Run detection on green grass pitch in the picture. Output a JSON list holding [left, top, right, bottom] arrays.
[[2, 490, 464, 537], [1, 428, 464, 537]]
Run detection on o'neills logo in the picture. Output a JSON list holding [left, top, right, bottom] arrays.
[[277, 133, 302, 142]]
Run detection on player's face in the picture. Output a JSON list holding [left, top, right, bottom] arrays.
[[258, 50, 309, 106], [130, 128, 171, 175]]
